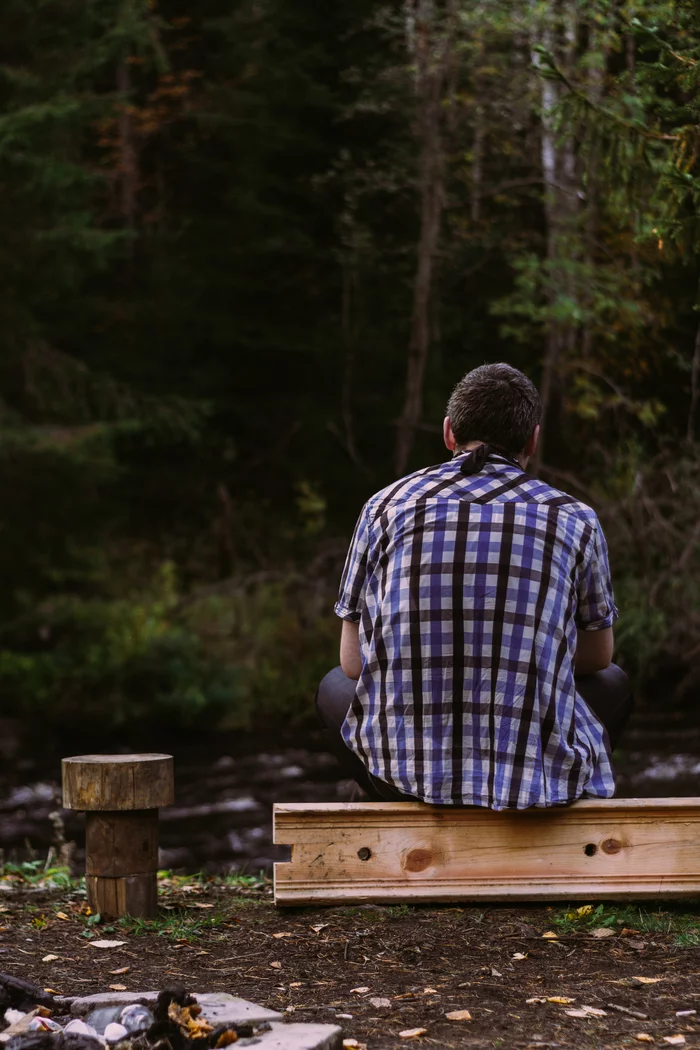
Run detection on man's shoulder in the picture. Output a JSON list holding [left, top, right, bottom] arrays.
[[363, 459, 457, 514], [520, 475, 600, 525]]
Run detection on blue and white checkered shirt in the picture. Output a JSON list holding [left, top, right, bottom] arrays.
[[335, 451, 619, 809]]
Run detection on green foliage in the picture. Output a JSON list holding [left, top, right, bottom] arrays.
[[2, 0, 700, 732]]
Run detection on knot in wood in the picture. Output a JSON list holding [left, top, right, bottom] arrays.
[[601, 838, 623, 855], [404, 847, 434, 873]]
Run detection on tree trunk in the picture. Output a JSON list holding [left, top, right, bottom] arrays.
[[530, 1, 579, 473], [117, 62, 138, 236], [395, 0, 449, 477], [688, 294, 700, 443]]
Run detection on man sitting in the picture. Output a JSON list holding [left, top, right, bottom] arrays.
[[317, 362, 633, 808]]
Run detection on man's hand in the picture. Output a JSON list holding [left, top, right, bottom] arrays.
[[340, 620, 362, 680], [575, 627, 614, 676]]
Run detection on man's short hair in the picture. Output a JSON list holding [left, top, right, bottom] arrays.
[[446, 363, 541, 454]]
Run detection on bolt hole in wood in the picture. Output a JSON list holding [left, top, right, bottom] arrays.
[[583, 842, 598, 856], [357, 847, 372, 861]]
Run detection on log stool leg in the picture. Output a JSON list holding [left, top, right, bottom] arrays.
[[62, 754, 174, 920]]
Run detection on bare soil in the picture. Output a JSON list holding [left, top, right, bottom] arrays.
[[1, 880, 700, 1049]]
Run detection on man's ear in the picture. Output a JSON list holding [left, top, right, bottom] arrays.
[[443, 416, 457, 452], [523, 424, 540, 460]]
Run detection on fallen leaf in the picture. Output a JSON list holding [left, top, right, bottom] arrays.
[[621, 928, 641, 936], [547, 997, 575, 1005], [445, 1010, 472, 1021], [628, 940, 649, 950], [43, 990, 59, 996], [512, 953, 528, 961], [526, 998, 547, 1005], [342, 1041, 366, 1050], [634, 1035, 654, 1043], [289, 983, 303, 989], [88, 940, 126, 949], [632, 977, 663, 985], [542, 931, 558, 939], [41, 954, 60, 963], [369, 998, 391, 1009], [192, 903, 214, 909], [581, 1006, 607, 1017], [350, 987, 370, 995], [663, 1037, 686, 1046], [311, 924, 329, 934], [490, 968, 502, 977], [110, 967, 130, 975], [272, 933, 292, 939], [270, 962, 282, 969], [109, 985, 127, 992], [576, 905, 594, 917], [566, 1010, 591, 1018], [55, 912, 69, 922], [590, 927, 616, 939], [393, 993, 417, 1001], [399, 1029, 427, 1040]]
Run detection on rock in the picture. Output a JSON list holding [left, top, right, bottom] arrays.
[[102, 1026, 127, 1044], [240, 1023, 341, 1050], [71, 994, 282, 1027], [4, 1013, 26, 1027], [161, 799, 261, 821], [82, 1012, 120, 1037], [63, 1023, 99, 1040], [116, 1007, 152, 1035]]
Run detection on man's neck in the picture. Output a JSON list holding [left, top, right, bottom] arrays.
[[454, 440, 527, 471]]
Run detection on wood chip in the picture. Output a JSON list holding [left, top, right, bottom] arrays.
[[399, 1029, 428, 1039], [110, 968, 130, 975], [445, 1010, 472, 1021], [541, 931, 558, 939], [350, 987, 370, 995], [109, 985, 127, 992], [270, 962, 282, 969], [88, 940, 126, 949], [55, 912, 69, 921], [606, 1003, 649, 1020], [632, 977, 663, 985], [41, 955, 60, 963], [590, 927, 616, 938], [634, 1037, 654, 1044], [663, 1037, 686, 1046], [369, 998, 391, 1009]]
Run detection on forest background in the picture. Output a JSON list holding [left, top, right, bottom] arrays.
[[2, 0, 700, 746]]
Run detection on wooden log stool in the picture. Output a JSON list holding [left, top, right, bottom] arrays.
[[62, 753, 174, 919]]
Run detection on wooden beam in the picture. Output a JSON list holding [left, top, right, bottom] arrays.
[[273, 799, 700, 905]]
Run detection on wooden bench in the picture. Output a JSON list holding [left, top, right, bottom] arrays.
[[273, 799, 700, 906]]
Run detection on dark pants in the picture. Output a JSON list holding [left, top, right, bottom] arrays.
[[315, 664, 634, 803]]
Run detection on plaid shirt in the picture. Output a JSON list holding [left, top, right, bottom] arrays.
[[335, 452, 619, 809]]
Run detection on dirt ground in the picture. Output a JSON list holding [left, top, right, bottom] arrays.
[[1, 878, 700, 1050]]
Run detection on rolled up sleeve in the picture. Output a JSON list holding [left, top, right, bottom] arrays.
[[335, 506, 370, 623], [575, 520, 619, 631]]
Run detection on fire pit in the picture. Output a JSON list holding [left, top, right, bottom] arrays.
[[0, 978, 341, 1050]]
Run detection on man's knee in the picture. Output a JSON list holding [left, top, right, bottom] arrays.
[[316, 666, 357, 733]]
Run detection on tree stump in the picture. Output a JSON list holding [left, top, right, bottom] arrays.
[[62, 754, 174, 920]]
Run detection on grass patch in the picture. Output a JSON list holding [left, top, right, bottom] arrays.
[[554, 901, 700, 943]]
